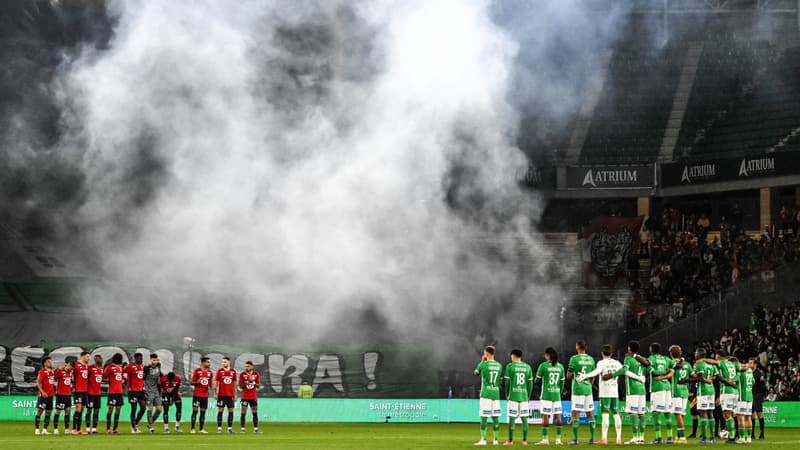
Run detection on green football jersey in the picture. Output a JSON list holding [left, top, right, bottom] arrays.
[[621, 355, 646, 395], [504, 361, 533, 402], [475, 360, 502, 400], [694, 361, 718, 397], [568, 353, 595, 396], [535, 362, 565, 402], [671, 359, 691, 399], [647, 354, 674, 392], [738, 367, 754, 402], [718, 360, 739, 395]]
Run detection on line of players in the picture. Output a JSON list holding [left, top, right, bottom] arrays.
[[33, 351, 263, 435], [473, 340, 757, 446]]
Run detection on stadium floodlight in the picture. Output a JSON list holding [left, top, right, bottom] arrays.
[[184, 337, 196, 374]]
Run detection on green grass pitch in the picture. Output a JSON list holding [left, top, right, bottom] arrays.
[[1, 422, 798, 449]]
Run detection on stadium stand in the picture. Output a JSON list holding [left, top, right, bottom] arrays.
[[684, 44, 800, 159], [580, 41, 684, 163]]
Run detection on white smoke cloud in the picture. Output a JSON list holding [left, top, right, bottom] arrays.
[[40, 0, 628, 356]]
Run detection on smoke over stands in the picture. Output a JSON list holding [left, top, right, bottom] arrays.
[[0, 1, 630, 369]]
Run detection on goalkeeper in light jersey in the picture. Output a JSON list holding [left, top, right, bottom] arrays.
[[534, 347, 565, 446], [503, 349, 533, 446], [736, 358, 756, 444], [667, 345, 691, 444], [640, 343, 675, 444], [566, 340, 596, 445], [474, 345, 503, 446], [575, 344, 644, 445]]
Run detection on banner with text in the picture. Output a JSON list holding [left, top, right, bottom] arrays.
[[661, 153, 800, 187], [0, 342, 437, 398], [565, 165, 654, 190]]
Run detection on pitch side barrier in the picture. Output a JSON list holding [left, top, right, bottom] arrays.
[[0, 397, 796, 426]]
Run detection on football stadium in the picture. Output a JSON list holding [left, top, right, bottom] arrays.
[[2, 0, 800, 448]]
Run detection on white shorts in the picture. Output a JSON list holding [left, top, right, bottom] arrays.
[[507, 400, 530, 418], [479, 398, 501, 417], [625, 395, 646, 414], [650, 391, 671, 413], [736, 402, 753, 416], [571, 394, 594, 412], [540, 400, 563, 416], [697, 395, 715, 411], [721, 394, 738, 412], [670, 397, 688, 415]]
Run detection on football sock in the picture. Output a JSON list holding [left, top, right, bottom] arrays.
[[572, 419, 579, 441], [589, 417, 596, 441], [74, 411, 82, 430], [106, 411, 112, 429], [654, 412, 662, 439], [135, 404, 146, 425], [93, 409, 100, 428], [227, 411, 233, 428], [35, 415, 41, 430], [113, 411, 120, 430], [64, 415, 70, 430], [677, 427, 685, 439], [480, 417, 488, 439], [175, 403, 182, 422], [163, 407, 170, 424], [601, 413, 610, 440], [252, 412, 258, 428], [759, 417, 764, 436], [665, 414, 673, 439], [492, 417, 500, 439], [130, 404, 137, 426], [53, 413, 59, 429], [43, 414, 50, 429], [522, 420, 529, 441], [556, 425, 562, 440], [726, 418, 735, 438], [217, 411, 223, 427], [613, 414, 622, 440], [191, 410, 197, 429], [639, 414, 646, 438], [542, 426, 549, 440], [692, 416, 698, 436], [241, 413, 246, 428], [630, 414, 639, 438], [508, 420, 515, 441], [199, 412, 206, 430], [148, 410, 153, 428]]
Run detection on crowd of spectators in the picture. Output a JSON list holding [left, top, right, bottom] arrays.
[[629, 206, 800, 328], [693, 303, 800, 401]]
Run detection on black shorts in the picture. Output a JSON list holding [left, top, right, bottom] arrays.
[[240, 399, 258, 408], [55, 394, 72, 410], [107, 393, 124, 407], [192, 397, 208, 410], [37, 396, 53, 411], [753, 395, 764, 413], [87, 395, 102, 409], [162, 394, 181, 405], [216, 396, 234, 409], [128, 391, 146, 404], [73, 392, 88, 406]]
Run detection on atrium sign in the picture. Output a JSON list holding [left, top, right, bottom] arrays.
[[661, 153, 798, 187], [566, 165, 653, 190]]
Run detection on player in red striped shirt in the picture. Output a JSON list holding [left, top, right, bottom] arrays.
[[238, 360, 261, 434], [123, 352, 146, 433], [103, 353, 124, 434], [190, 357, 214, 434], [35, 356, 55, 435], [86, 354, 104, 433], [52, 359, 75, 434], [72, 351, 90, 434], [160, 372, 183, 433], [214, 356, 237, 433]]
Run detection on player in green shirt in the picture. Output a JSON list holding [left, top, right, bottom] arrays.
[[503, 349, 533, 446], [607, 340, 647, 444], [534, 347, 565, 445], [474, 346, 502, 446], [736, 358, 756, 444], [566, 340, 596, 444], [668, 345, 691, 444], [691, 348, 722, 444], [640, 343, 675, 444], [696, 350, 739, 443]]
